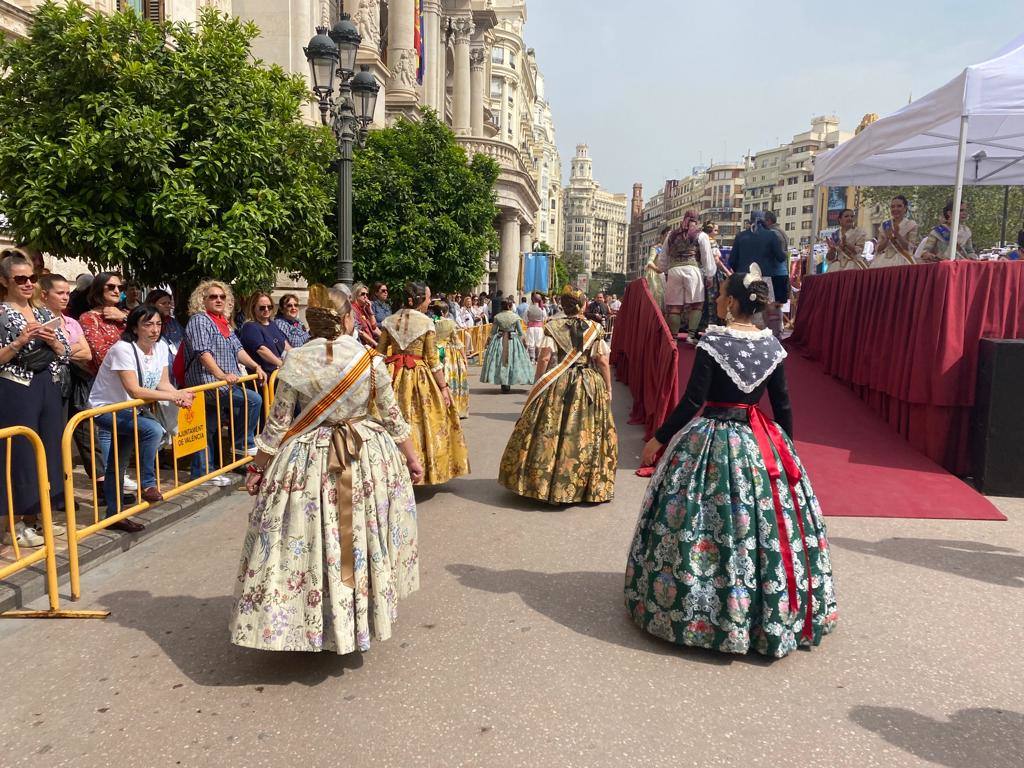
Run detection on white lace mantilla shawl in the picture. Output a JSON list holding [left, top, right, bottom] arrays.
[[381, 308, 434, 351], [697, 325, 787, 393]]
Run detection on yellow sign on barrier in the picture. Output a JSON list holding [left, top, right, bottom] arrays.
[[173, 396, 207, 459]]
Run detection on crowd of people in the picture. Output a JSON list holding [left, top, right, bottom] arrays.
[[1, 245, 830, 663]]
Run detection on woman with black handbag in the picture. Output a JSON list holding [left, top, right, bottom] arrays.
[[0, 251, 71, 548]]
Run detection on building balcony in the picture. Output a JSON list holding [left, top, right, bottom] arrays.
[[457, 135, 541, 225]]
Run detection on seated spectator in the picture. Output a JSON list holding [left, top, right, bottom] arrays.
[[351, 282, 381, 347], [239, 291, 291, 376], [0, 251, 71, 547], [88, 306, 195, 530], [273, 293, 310, 348], [124, 283, 143, 311], [370, 282, 392, 325], [184, 280, 266, 486]]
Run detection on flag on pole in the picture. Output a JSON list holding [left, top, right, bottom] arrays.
[[414, 0, 424, 85]]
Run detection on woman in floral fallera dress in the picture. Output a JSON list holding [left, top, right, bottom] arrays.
[[498, 288, 617, 504], [625, 267, 837, 658], [431, 302, 470, 419], [377, 282, 469, 485], [231, 290, 423, 654]]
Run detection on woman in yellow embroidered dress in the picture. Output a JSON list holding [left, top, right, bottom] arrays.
[[431, 300, 470, 419], [498, 288, 617, 504], [377, 282, 469, 485], [230, 290, 422, 654]]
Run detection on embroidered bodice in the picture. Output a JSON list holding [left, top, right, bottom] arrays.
[[655, 325, 792, 444]]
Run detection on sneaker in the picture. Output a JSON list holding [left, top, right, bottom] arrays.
[[4, 521, 45, 548], [122, 476, 138, 492], [208, 475, 233, 487], [49, 523, 67, 537], [245, 447, 259, 457]]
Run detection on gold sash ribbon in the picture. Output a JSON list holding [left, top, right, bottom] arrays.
[[328, 419, 364, 589]]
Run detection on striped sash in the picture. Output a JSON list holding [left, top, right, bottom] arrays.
[[280, 347, 374, 446], [522, 322, 601, 412]]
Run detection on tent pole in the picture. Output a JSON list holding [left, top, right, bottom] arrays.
[[1001, 186, 1010, 246], [948, 115, 969, 261], [808, 182, 820, 277]]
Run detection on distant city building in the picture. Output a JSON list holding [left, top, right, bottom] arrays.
[[562, 145, 628, 276], [743, 115, 851, 246]]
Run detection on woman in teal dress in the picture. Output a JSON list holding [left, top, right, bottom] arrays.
[[480, 296, 534, 393], [625, 266, 837, 659]]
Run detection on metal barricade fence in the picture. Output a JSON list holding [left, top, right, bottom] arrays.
[[62, 374, 263, 601], [0, 426, 106, 618]]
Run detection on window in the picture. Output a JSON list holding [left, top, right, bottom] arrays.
[[509, 52, 517, 69], [787, 176, 799, 185], [803, 205, 814, 214], [490, 76, 502, 98], [803, 174, 813, 183], [803, 189, 814, 199], [491, 47, 504, 64], [802, 220, 811, 230], [784, 223, 795, 231], [118, 0, 162, 20]]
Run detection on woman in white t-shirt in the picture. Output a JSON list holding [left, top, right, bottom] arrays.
[[89, 306, 194, 531]]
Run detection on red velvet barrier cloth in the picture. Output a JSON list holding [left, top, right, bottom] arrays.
[[610, 279, 679, 440], [791, 261, 1024, 475]]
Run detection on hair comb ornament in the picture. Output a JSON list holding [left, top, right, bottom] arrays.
[[742, 263, 763, 288]]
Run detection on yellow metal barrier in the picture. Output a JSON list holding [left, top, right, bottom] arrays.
[[0, 426, 106, 619], [62, 374, 262, 601]]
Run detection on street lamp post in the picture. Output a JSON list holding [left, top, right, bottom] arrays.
[[304, 14, 380, 287]]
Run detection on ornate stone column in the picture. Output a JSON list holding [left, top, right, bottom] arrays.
[[386, 0, 418, 105], [469, 47, 486, 137], [421, 0, 442, 112], [451, 17, 473, 136], [498, 213, 521, 297], [352, 0, 387, 128]]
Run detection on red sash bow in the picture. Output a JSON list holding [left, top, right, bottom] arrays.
[[385, 353, 422, 370], [706, 401, 814, 641]]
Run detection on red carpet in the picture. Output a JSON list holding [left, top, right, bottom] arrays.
[[676, 342, 1006, 521]]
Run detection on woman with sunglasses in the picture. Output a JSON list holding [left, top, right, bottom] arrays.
[[350, 283, 381, 348], [0, 251, 71, 548], [239, 292, 291, 376], [273, 294, 310, 349], [184, 281, 266, 486], [370, 282, 392, 326]]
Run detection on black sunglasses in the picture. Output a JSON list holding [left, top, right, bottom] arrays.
[[13, 274, 38, 286]]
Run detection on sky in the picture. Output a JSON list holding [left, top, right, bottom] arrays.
[[523, 0, 1024, 201]]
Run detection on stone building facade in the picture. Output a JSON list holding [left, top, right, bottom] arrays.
[[562, 144, 627, 276], [742, 115, 850, 247], [234, 0, 555, 295]]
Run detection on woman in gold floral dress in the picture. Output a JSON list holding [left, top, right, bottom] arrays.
[[377, 282, 469, 485], [431, 302, 470, 419], [498, 288, 617, 504], [230, 290, 422, 654]]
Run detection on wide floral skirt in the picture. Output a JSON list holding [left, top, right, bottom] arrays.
[[230, 422, 419, 654], [389, 360, 469, 485], [624, 416, 838, 658], [442, 338, 470, 418], [498, 366, 617, 504], [480, 333, 534, 387]]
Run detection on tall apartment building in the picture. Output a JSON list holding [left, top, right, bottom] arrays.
[[526, 57, 562, 253], [562, 145, 628, 276], [743, 115, 851, 247], [626, 183, 644, 278]]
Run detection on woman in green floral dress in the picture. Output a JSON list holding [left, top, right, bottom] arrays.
[[625, 267, 837, 658], [498, 289, 617, 504]]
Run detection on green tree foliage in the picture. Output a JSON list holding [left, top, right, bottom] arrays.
[[591, 270, 627, 297], [0, 1, 336, 295], [351, 111, 499, 292], [859, 185, 1024, 248], [554, 251, 584, 293]]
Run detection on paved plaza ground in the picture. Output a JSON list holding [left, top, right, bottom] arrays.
[[2, 376, 1022, 767]]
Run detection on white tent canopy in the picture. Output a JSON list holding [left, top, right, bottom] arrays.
[[814, 33, 1024, 187]]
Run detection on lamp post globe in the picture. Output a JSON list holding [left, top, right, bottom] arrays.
[[303, 27, 338, 102], [351, 65, 381, 127], [328, 13, 362, 77]]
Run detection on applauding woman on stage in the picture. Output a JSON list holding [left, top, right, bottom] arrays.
[[377, 282, 469, 485], [872, 195, 919, 268], [915, 200, 977, 262], [826, 209, 869, 271], [625, 265, 837, 658], [498, 287, 617, 505], [231, 289, 421, 654]]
